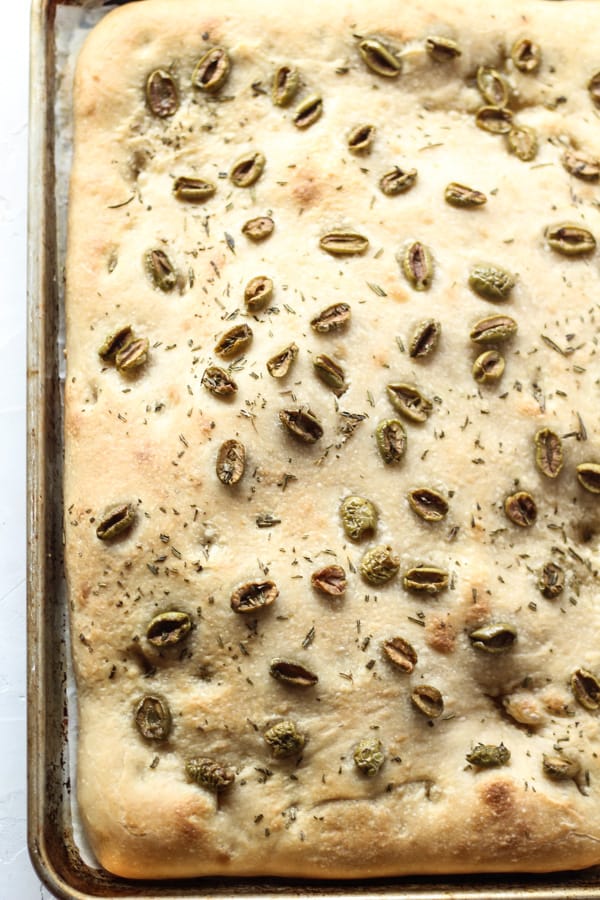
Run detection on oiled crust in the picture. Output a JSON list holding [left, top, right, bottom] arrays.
[[66, 0, 600, 879]]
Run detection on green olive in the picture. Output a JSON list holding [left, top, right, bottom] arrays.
[[411, 684, 444, 718], [358, 38, 401, 77], [359, 545, 400, 585], [192, 47, 231, 92], [146, 611, 191, 647], [263, 720, 306, 758], [340, 496, 378, 541], [466, 743, 510, 767], [186, 757, 235, 790], [469, 623, 516, 653], [353, 738, 385, 775]]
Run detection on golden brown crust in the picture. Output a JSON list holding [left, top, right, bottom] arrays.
[[66, 0, 600, 879]]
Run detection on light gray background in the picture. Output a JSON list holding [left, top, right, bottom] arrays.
[[1, 1, 52, 896]]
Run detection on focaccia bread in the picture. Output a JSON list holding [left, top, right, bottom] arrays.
[[65, 0, 600, 879]]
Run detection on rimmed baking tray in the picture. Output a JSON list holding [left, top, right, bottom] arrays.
[[25, 0, 600, 896]]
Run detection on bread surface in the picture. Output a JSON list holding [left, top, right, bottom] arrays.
[[65, 0, 600, 878]]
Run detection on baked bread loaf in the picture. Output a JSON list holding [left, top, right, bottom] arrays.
[[65, 0, 600, 878]]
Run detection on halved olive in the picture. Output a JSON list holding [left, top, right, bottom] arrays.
[[266, 343, 298, 378], [469, 623, 516, 654], [408, 319, 441, 358], [214, 324, 253, 358], [571, 668, 600, 710], [504, 491, 537, 527], [359, 545, 400, 585], [293, 94, 323, 129], [192, 47, 231, 92], [96, 502, 136, 541], [477, 66, 510, 106], [466, 743, 510, 767], [542, 753, 580, 781], [145, 248, 177, 292], [340, 496, 378, 541], [382, 636, 418, 673], [577, 463, 600, 494], [507, 125, 538, 162], [263, 720, 305, 757], [269, 658, 318, 687], [115, 337, 149, 373], [313, 354, 347, 395], [545, 223, 596, 256], [272, 65, 299, 107], [401, 241, 432, 290], [375, 419, 407, 464], [469, 264, 515, 301], [310, 303, 351, 332], [411, 685, 444, 718], [538, 562, 565, 599], [98, 325, 133, 362], [319, 232, 369, 256], [403, 566, 448, 594], [244, 275, 273, 312], [231, 580, 278, 614], [380, 167, 418, 197], [279, 408, 323, 443], [146, 69, 178, 117], [146, 611, 192, 647], [311, 565, 347, 596], [387, 383, 432, 423], [186, 757, 235, 791], [173, 176, 216, 202], [353, 738, 385, 775], [534, 428, 563, 479], [358, 38, 401, 77], [511, 38, 541, 73], [407, 488, 448, 522], [425, 36, 461, 62], [202, 366, 237, 397], [348, 123, 376, 154], [230, 151, 265, 188], [445, 182, 486, 208], [216, 439, 245, 485], [134, 695, 171, 741], [475, 106, 513, 134]]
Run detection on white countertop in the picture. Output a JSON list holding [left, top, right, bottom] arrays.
[[1, 2, 53, 896]]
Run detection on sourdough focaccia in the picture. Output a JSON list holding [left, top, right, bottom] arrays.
[[65, 0, 600, 879]]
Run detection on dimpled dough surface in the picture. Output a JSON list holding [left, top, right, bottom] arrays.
[[65, 0, 600, 879]]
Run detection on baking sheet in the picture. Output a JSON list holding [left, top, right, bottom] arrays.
[[26, 0, 600, 896]]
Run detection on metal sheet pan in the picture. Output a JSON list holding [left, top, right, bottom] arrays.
[[25, 0, 600, 896]]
